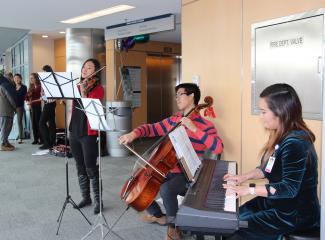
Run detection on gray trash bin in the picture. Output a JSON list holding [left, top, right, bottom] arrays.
[[106, 101, 132, 157]]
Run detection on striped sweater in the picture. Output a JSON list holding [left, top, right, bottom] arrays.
[[133, 112, 223, 173]]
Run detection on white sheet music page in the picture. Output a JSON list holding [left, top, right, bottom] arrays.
[[168, 126, 201, 180], [38, 72, 80, 99], [80, 98, 109, 131]]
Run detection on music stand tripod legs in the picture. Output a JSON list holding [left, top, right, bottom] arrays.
[[56, 103, 92, 235], [81, 126, 123, 240]]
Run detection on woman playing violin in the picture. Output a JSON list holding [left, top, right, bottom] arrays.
[[69, 58, 104, 214], [119, 83, 223, 240]]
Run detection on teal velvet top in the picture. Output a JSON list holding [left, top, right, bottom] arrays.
[[236, 130, 320, 240]]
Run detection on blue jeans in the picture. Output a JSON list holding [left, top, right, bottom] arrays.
[[146, 172, 188, 224]]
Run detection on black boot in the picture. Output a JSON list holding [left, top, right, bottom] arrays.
[[74, 174, 92, 209], [88, 168, 103, 214]]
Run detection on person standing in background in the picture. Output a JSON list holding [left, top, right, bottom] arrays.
[[14, 73, 27, 144], [26, 73, 42, 145], [6, 72, 14, 85], [0, 75, 17, 151], [39, 65, 56, 150]]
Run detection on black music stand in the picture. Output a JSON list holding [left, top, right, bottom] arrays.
[[77, 98, 124, 240], [38, 71, 92, 235]]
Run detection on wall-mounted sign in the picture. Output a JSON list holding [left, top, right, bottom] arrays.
[[105, 14, 175, 40], [251, 9, 325, 120], [120, 66, 142, 108]]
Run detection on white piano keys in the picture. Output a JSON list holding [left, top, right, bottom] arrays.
[[224, 162, 236, 212]]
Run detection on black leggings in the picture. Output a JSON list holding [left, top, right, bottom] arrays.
[[31, 105, 41, 142], [39, 102, 56, 146], [69, 134, 98, 176]]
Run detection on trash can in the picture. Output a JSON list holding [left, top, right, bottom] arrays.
[[106, 101, 132, 157]]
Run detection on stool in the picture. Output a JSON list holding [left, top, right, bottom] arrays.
[[284, 228, 320, 240]]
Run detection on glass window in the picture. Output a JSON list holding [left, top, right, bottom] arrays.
[[23, 38, 28, 64]]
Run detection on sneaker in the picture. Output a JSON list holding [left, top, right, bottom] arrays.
[[141, 214, 167, 225], [1, 144, 14, 151], [165, 226, 181, 240], [6, 142, 15, 148]]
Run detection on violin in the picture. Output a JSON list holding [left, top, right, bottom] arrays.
[[120, 96, 213, 212], [78, 65, 106, 95], [81, 76, 99, 93]]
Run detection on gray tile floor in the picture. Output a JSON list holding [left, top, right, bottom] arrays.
[[0, 139, 173, 240]]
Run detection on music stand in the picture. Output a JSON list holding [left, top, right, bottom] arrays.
[[38, 71, 92, 235], [78, 98, 124, 240]]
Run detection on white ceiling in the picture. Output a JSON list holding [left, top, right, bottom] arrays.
[[0, 0, 181, 54]]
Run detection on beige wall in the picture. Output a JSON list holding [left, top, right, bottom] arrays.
[[31, 36, 66, 129], [182, 0, 324, 200], [241, 0, 324, 176], [31, 35, 54, 72], [182, 0, 242, 163], [54, 38, 66, 72]]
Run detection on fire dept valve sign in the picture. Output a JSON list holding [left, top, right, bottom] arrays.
[[251, 9, 325, 120]]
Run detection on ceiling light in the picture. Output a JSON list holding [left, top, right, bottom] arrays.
[[59, 31, 65, 34], [42, 35, 49, 38], [61, 5, 135, 24]]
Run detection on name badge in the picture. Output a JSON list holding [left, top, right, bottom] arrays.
[[265, 156, 275, 173]]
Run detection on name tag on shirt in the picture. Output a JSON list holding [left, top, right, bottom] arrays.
[[265, 156, 275, 173]]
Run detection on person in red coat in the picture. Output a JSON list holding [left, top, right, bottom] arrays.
[[69, 58, 104, 214], [26, 73, 42, 144]]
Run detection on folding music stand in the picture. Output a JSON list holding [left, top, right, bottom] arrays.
[[37, 71, 92, 235], [78, 98, 124, 240]]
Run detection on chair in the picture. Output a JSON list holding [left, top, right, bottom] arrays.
[[284, 228, 320, 240]]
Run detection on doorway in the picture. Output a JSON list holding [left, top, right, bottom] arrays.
[[146, 54, 181, 123]]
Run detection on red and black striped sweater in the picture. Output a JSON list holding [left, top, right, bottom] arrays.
[[133, 112, 223, 173]]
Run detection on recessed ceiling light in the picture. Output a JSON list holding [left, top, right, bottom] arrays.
[[61, 5, 135, 24], [59, 31, 65, 34], [42, 35, 49, 38]]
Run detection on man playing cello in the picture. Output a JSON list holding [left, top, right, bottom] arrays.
[[119, 83, 223, 240]]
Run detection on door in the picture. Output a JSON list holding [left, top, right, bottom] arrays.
[[146, 55, 181, 123]]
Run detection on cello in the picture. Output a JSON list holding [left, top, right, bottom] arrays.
[[120, 96, 214, 212]]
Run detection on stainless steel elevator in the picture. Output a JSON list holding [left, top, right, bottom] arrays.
[[146, 54, 181, 123]]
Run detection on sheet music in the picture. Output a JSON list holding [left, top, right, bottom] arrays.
[[169, 126, 201, 180], [80, 98, 109, 131], [38, 72, 80, 99]]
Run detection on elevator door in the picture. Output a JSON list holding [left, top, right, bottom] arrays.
[[147, 55, 181, 123]]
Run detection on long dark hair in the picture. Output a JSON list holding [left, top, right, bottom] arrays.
[[260, 83, 315, 158], [28, 73, 41, 96], [81, 58, 101, 82], [14, 73, 22, 85], [42, 65, 53, 72]]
